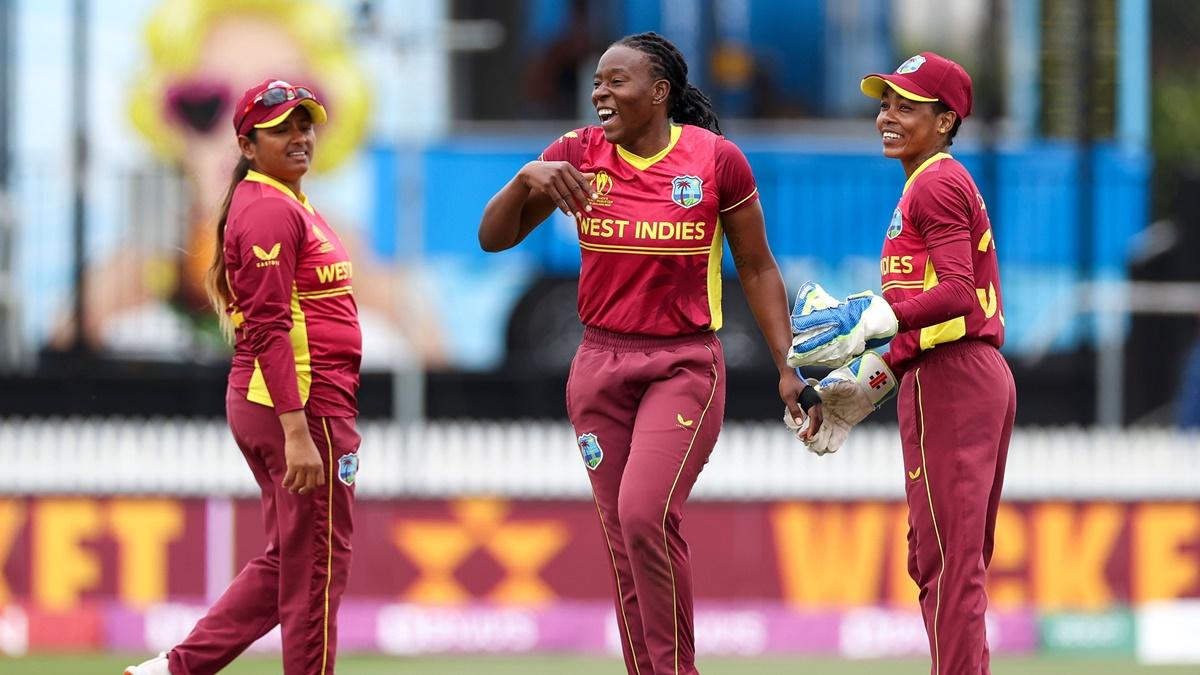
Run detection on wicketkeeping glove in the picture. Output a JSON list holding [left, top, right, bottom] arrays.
[[784, 401, 849, 456], [782, 370, 850, 455], [800, 412, 850, 456], [799, 351, 898, 455], [787, 281, 899, 369]]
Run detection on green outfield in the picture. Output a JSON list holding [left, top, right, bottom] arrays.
[[3, 654, 1196, 675]]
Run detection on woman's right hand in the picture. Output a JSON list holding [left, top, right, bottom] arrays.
[[281, 422, 325, 495], [518, 161, 596, 219]]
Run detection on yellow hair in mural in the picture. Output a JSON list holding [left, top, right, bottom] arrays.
[[129, 0, 369, 171]]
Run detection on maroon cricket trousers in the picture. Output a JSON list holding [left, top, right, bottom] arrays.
[[567, 327, 727, 675], [897, 340, 1016, 675], [168, 388, 359, 675]]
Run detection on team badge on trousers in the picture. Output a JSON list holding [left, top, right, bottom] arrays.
[[671, 175, 703, 208], [577, 433, 603, 470], [337, 453, 359, 486]]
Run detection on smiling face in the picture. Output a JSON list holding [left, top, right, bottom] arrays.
[[592, 45, 670, 148], [238, 106, 316, 188], [876, 88, 956, 170]]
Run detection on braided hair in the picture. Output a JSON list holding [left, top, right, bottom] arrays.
[[614, 32, 721, 135]]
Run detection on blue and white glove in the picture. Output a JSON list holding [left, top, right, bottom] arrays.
[[786, 281, 899, 369], [798, 351, 898, 455]]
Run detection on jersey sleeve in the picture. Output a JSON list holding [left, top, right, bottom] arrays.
[[538, 128, 587, 168], [226, 198, 307, 414], [715, 138, 759, 213], [889, 175, 976, 331]]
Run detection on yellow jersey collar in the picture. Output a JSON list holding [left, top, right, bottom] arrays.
[[616, 124, 683, 171], [244, 169, 315, 214], [903, 152, 952, 195]]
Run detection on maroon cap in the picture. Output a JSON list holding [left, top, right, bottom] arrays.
[[233, 78, 328, 137], [860, 52, 973, 120]]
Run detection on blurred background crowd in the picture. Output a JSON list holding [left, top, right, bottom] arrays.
[[0, 0, 1197, 426]]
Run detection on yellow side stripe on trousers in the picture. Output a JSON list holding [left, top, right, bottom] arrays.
[[320, 418, 335, 675], [915, 370, 944, 675], [662, 351, 720, 675], [590, 494, 642, 675]]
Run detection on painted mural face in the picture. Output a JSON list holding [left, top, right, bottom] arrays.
[[68, 0, 445, 369], [173, 16, 313, 206]]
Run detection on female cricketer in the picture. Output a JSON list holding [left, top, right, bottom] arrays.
[[479, 32, 821, 675], [791, 52, 1017, 674], [864, 53, 1016, 675], [125, 79, 362, 675]]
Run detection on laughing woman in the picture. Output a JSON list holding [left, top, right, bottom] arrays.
[[478, 32, 821, 675]]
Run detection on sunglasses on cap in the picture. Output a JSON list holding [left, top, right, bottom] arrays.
[[241, 85, 317, 117]]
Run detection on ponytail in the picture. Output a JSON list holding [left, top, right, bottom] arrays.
[[205, 153, 252, 340], [615, 32, 722, 135]]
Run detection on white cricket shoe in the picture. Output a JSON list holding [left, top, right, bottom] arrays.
[[123, 652, 171, 675]]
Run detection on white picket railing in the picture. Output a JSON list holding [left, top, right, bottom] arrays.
[[1, 418, 1198, 500]]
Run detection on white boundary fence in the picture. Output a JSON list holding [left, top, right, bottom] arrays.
[[1, 418, 1198, 500]]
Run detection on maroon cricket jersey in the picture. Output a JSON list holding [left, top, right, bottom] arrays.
[[879, 153, 1005, 372], [223, 170, 362, 416], [540, 124, 759, 336]]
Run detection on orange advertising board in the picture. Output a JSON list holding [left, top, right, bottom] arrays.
[[0, 498, 1196, 611]]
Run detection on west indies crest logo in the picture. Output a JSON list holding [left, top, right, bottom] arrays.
[[577, 433, 603, 470], [671, 175, 703, 208], [896, 55, 926, 74], [887, 207, 904, 239]]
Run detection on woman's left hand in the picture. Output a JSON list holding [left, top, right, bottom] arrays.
[[779, 368, 822, 440]]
